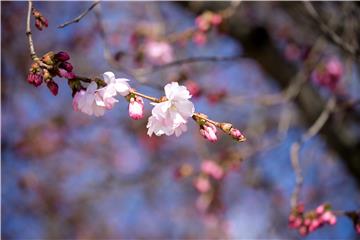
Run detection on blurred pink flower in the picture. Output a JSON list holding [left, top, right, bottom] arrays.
[[201, 160, 224, 179], [194, 177, 210, 193], [312, 57, 343, 91], [144, 40, 174, 65]]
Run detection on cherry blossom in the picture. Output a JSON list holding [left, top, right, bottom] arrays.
[[73, 82, 106, 117], [144, 40, 174, 65], [147, 82, 195, 137], [101, 71, 130, 97]]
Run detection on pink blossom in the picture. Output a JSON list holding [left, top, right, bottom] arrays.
[[200, 123, 217, 142], [312, 57, 343, 90], [316, 204, 325, 215], [72, 82, 106, 117], [210, 14, 222, 26], [185, 80, 201, 98], [144, 40, 174, 65], [128, 96, 144, 120], [193, 32, 207, 46], [194, 177, 210, 193], [201, 160, 224, 179]]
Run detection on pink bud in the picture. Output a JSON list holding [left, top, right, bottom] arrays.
[[35, 19, 43, 30], [329, 215, 337, 225], [356, 223, 360, 234], [210, 14, 222, 26], [201, 160, 224, 180], [304, 218, 311, 226], [200, 124, 217, 143], [193, 32, 207, 46], [55, 51, 70, 62], [299, 226, 308, 236], [47, 81, 58, 96], [230, 128, 245, 141], [128, 97, 144, 120], [185, 80, 201, 98], [194, 177, 210, 193], [309, 219, 320, 232], [58, 68, 75, 79], [316, 204, 325, 215], [59, 62, 73, 72], [27, 73, 43, 87]]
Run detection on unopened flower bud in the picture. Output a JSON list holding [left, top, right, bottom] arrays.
[[27, 72, 43, 87], [42, 51, 54, 65], [194, 177, 210, 193], [55, 51, 70, 62], [59, 62, 73, 72], [230, 128, 246, 141], [47, 81, 59, 96], [128, 96, 144, 120], [200, 123, 217, 143], [220, 122, 232, 133], [210, 14, 223, 26]]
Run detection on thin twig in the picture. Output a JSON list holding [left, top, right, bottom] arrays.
[[26, 0, 38, 61], [135, 55, 242, 76], [57, 1, 100, 29], [290, 96, 337, 208], [303, 2, 359, 59]]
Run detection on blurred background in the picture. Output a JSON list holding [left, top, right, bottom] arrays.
[[2, 1, 360, 239]]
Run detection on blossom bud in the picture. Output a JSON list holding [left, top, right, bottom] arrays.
[[55, 51, 70, 62], [201, 160, 224, 180], [299, 226, 308, 236], [193, 32, 207, 46], [210, 14, 223, 26], [230, 128, 246, 141], [43, 69, 52, 80], [356, 222, 360, 234], [194, 177, 210, 193], [200, 123, 217, 143], [59, 62, 73, 72], [185, 80, 201, 98], [47, 81, 59, 96], [35, 19, 43, 31], [41, 51, 54, 65], [58, 68, 75, 79], [27, 73, 43, 87], [128, 96, 144, 120], [316, 204, 325, 215]]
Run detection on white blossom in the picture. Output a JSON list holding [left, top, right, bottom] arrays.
[[73, 82, 106, 117], [147, 82, 194, 137]]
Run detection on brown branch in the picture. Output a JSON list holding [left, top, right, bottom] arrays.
[[303, 2, 359, 59], [26, 0, 38, 61], [57, 1, 100, 28], [135, 55, 243, 76], [290, 96, 337, 208]]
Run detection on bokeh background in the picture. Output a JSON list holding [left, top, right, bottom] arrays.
[[2, 1, 360, 239]]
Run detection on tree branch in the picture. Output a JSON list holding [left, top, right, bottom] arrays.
[[57, 1, 100, 29], [26, 0, 38, 61]]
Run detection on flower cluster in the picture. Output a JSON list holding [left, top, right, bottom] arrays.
[[289, 203, 337, 236], [312, 57, 343, 91], [32, 8, 48, 31], [73, 72, 131, 117], [193, 11, 223, 46], [27, 51, 75, 95]]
